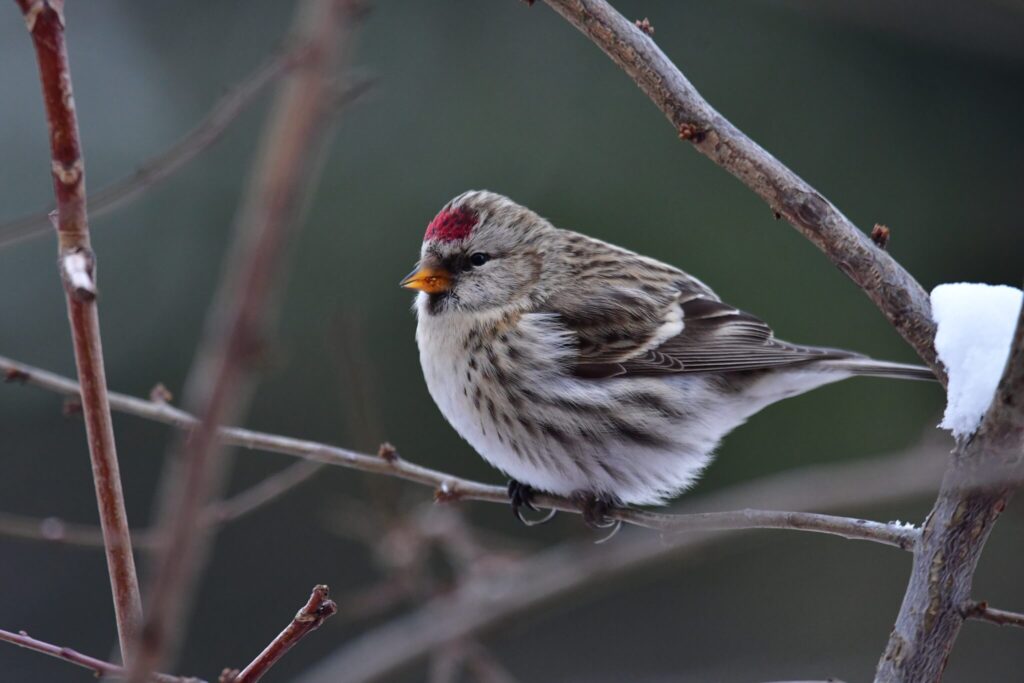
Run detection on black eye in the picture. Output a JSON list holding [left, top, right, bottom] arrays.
[[468, 252, 490, 267]]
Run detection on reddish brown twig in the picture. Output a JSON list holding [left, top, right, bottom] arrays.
[[0, 628, 202, 683], [12, 0, 142, 661], [963, 601, 1024, 629], [129, 1, 361, 679], [221, 585, 338, 683]]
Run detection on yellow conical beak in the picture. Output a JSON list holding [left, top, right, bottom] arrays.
[[400, 265, 453, 294]]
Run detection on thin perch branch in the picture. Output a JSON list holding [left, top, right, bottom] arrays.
[[0, 628, 202, 683], [129, 1, 360, 679], [0, 354, 922, 549], [12, 0, 143, 661], [295, 440, 944, 683], [537, 0, 943, 380], [221, 585, 338, 683]]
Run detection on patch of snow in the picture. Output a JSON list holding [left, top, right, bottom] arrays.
[[887, 519, 919, 531], [931, 283, 1023, 438]]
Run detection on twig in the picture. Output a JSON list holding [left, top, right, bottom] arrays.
[[0, 459, 325, 549], [0, 354, 921, 549], [129, 2, 360, 679], [203, 459, 325, 524], [963, 601, 1024, 629], [460, 643, 522, 683], [294, 440, 946, 683], [0, 511, 112, 547], [537, 0, 943, 380], [0, 628, 203, 683], [221, 585, 338, 683], [12, 0, 143, 661], [877, 299, 1024, 682], [626, 508, 918, 549], [0, 49, 290, 248]]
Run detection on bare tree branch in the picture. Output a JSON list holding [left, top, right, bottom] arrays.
[[876, 299, 1024, 682], [0, 511, 109, 547], [0, 49, 291, 249], [963, 601, 1024, 629], [536, 0, 943, 380], [459, 643, 522, 683], [0, 354, 923, 549], [0, 628, 202, 683], [203, 459, 326, 524], [427, 641, 520, 683], [128, 2, 361, 678], [523, 3, 1024, 680], [295, 440, 946, 683], [220, 585, 338, 683], [0, 459, 324, 549], [11, 0, 143, 661]]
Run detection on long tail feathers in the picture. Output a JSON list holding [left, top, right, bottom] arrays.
[[822, 358, 937, 382]]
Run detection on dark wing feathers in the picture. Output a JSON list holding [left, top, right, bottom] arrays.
[[550, 282, 684, 365], [569, 294, 858, 379], [542, 232, 856, 379]]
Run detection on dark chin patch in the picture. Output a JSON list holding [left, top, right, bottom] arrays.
[[426, 291, 454, 315]]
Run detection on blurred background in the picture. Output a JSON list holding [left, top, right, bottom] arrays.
[[1, 1, 1022, 681]]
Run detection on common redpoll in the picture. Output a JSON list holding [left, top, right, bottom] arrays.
[[402, 191, 933, 526]]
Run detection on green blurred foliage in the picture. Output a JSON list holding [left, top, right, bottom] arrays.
[[0, 1, 1021, 681]]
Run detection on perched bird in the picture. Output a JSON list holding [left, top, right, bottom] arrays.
[[402, 191, 933, 529]]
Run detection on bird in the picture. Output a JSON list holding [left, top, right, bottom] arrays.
[[402, 190, 934, 531]]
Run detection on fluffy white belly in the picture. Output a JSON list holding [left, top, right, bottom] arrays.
[[415, 301, 849, 505]]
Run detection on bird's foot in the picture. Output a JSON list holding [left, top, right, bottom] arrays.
[[507, 479, 556, 527], [572, 491, 623, 543]]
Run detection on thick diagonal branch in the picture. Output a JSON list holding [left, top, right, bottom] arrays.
[[539, 0, 942, 380], [527, 4, 1024, 681], [12, 0, 143, 661]]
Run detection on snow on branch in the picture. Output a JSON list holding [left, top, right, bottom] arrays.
[[931, 283, 1024, 438]]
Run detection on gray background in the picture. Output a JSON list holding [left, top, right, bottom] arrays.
[[1, 1, 1022, 681]]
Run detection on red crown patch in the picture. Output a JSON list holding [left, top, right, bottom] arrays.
[[425, 206, 478, 242]]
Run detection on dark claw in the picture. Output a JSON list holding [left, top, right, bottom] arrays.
[[572, 491, 624, 543], [507, 480, 556, 527]]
